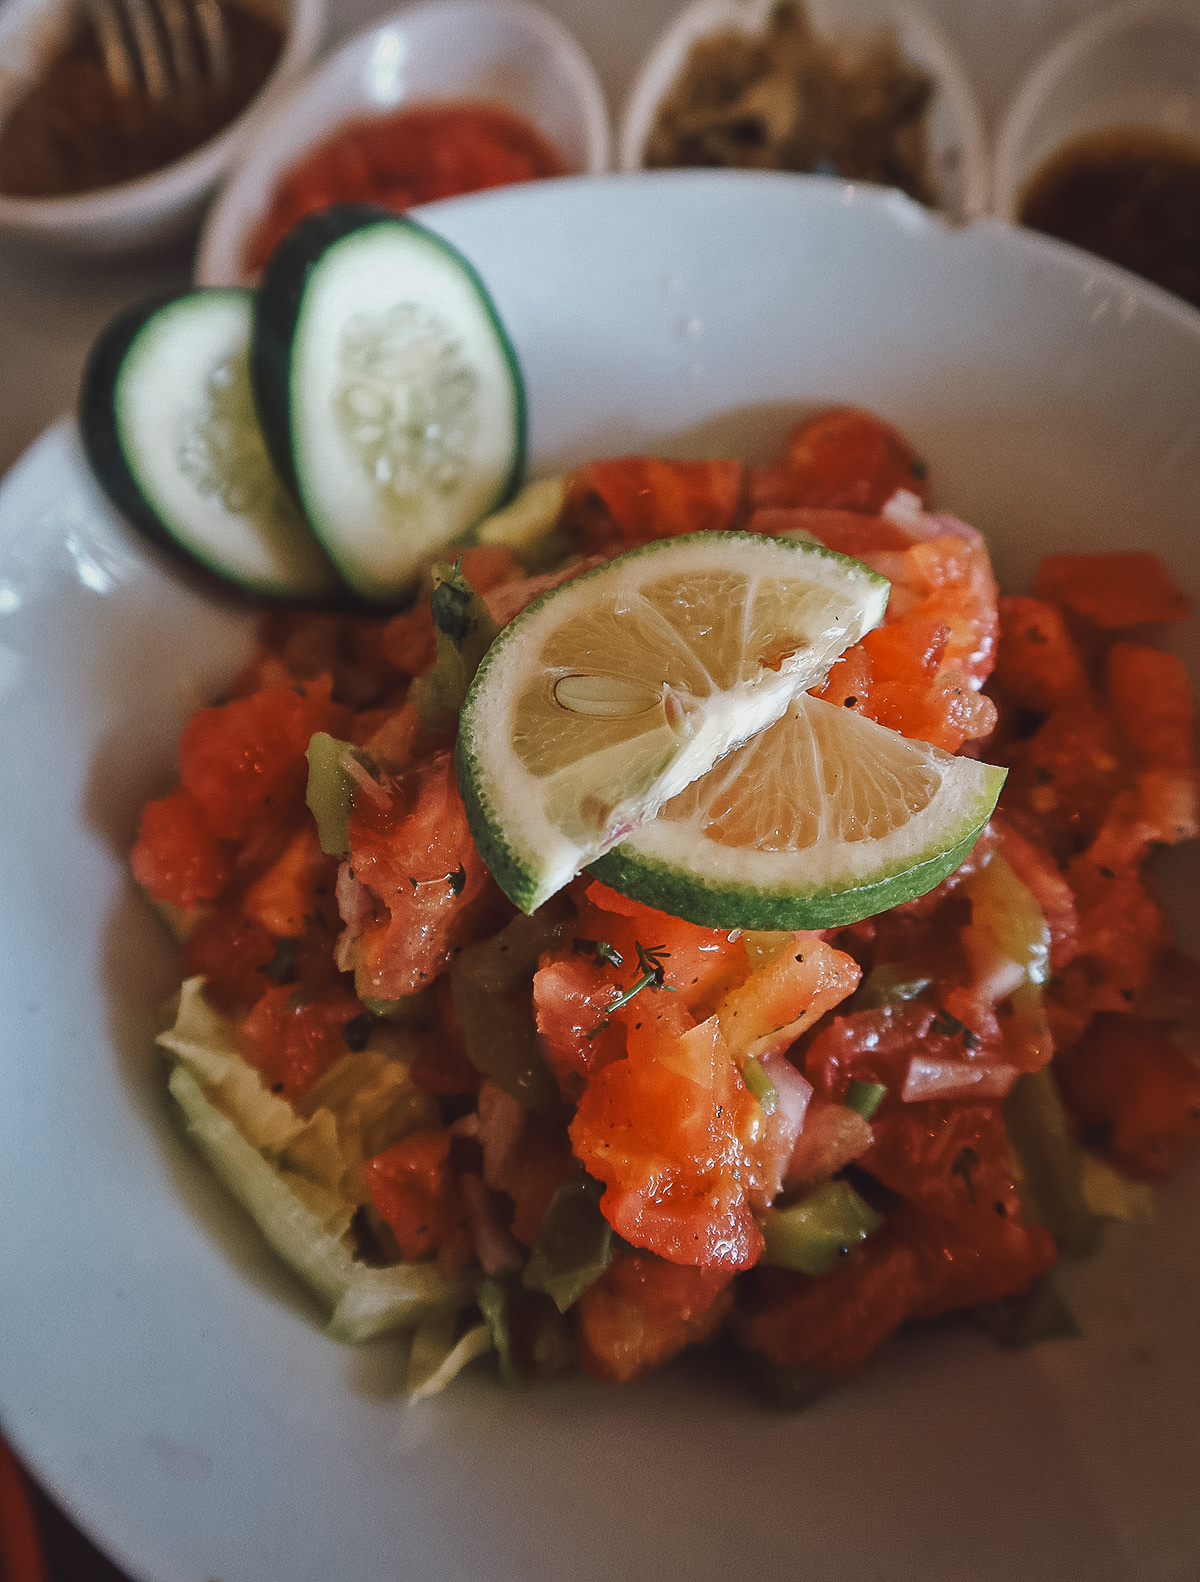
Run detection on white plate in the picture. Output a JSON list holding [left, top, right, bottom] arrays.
[[2, 172, 1199, 1582]]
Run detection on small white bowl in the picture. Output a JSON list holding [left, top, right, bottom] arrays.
[[618, 0, 989, 220], [0, 0, 326, 253], [195, 0, 611, 287], [993, 0, 1200, 222]]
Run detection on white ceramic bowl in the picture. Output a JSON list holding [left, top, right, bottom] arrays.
[[618, 0, 989, 219], [0, 0, 326, 253], [3, 173, 1200, 1582], [994, 0, 1200, 222], [195, 0, 611, 286]]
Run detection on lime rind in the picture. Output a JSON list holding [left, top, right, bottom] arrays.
[[588, 695, 1007, 930], [589, 810, 996, 931], [456, 532, 891, 913]]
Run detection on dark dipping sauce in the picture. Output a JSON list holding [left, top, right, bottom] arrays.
[[0, 1, 284, 198], [1018, 126, 1200, 310]]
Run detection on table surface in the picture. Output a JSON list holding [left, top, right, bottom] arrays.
[[0, 1, 1126, 1577]]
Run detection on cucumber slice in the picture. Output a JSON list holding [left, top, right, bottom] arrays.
[[253, 205, 527, 605], [79, 289, 340, 601]]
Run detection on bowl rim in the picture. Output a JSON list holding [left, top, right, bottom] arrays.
[[195, 0, 612, 287], [992, 0, 1200, 221], [615, 0, 990, 220], [0, 0, 327, 233]]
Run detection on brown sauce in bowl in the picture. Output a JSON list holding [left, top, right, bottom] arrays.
[[1018, 126, 1200, 310], [644, 0, 935, 206], [0, 1, 284, 198]]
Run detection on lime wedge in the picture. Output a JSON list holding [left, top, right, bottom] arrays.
[[456, 531, 889, 912], [590, 692, 1006, 929]]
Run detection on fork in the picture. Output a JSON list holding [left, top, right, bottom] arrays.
[[84, 0, 231, 101]]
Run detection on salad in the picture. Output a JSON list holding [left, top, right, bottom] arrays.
[[128, 403, 1200, 1402]]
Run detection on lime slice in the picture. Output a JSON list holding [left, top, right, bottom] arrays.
[[456, 531, 889, 912], [590, 692, 1006, 930]]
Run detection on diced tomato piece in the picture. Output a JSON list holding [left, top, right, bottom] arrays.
[[381, 604, 437, 678], [862, 1099, 1022, 1220], [859, 1103, 1058, 1314], [1033, 551, 1191, 627], [570, 1016, 764, 1270], [894, 1198, 1057, 1319], [745, 505, 915, 557], [365, 1129, 472, 1267], [994, 596, 1090, 713], [805, 1000, 990, 1117], [862, 615, 949, 686], [715, 934, 860, 1060], [130, 787, 230, 909], [181, 907, 278, 1017], [1106, 642, 1197, 771], [998, 702, 1127, 855], [1056, 1012, 1200, 1180], [574, 1248, 736, 1383], [993, 818, 1079, 971], [735, 1234, 923, 1380], [242, 824, 332, 939], [564, 456, 743, 552], [238, 981, 365, 1101], [533, 952, 628, 1101], [178, 677, 352, 843], [338, 749, 502, 1000], [749, 407, 928, 514]]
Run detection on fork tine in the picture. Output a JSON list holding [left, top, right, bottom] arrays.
[[84, 0, 233, 102], [153, 0, 202, 91], [119, 0, 171, 100], [83, 0, 138, 96], [192, 0, 232, 88]]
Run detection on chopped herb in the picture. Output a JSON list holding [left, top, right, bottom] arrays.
[[845, 1078, 887, 1120], [589, 941, 672, 1037], [573, 937, 624, 968], [262, 936, 300, 985], [931, 1007, 981, 1049], [951, 1144, 981, 1202], [343, 1012, 375, 1052], [447, 863, 467, 896]]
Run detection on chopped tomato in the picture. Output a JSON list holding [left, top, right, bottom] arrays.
[[570, 1015, 765, 1270], [1033, 551, 1191, 627], [749, 406, 928, 513], [338, 749, 502, 1000], [993, 595, 1090, 713], [1056, 1012, 1200, 1180], [131, 787, 230, 910], [563, 456, 743, 554], [735, 1235, 923, 1380], [365, 1128, 472, 1271], [238, 981, 364, 1101], [178, 677, 352, 843], [574, 1248, 736, 1383]]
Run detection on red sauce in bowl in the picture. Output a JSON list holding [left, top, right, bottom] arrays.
[[244, 101, 566, 275]]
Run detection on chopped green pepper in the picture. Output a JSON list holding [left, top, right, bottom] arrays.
[[522, 1174, 614, 1312], [757, 1178, 884, 1275], [305, 731, 373, 856], [1005, 1068, 1102, 1258], [410, 562, 500, 729]]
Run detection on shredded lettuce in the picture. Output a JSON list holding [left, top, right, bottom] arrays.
[[160, 979, 480, 1347]]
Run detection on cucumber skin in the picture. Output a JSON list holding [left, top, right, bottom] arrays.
[[79, 285, 359, 608], [250, 204, 529, 587], [78, 290, 213, 571]]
